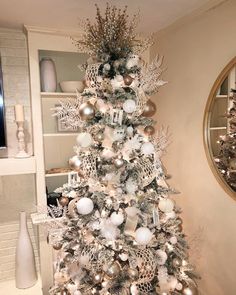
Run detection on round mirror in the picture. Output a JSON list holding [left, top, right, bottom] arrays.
[[204, 57, 236, 199]]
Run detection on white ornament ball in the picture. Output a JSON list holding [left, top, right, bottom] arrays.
[[126, 126, 134, 136], [141, 142, 155, 155], [119, 253, 128, 261], [74, 291, 82, 295], [170, 236, 178, 245], [159, 199, 174, 213], [123, 99, 136, 113], [110, 211, 124, 226], [116, 75, 124, 82], [76, 132, 93, 148], [104, 63, 111, 71], [156, 249, 168, 265], [135, 227, 153, 245], [176, 283, 183, 291], [130, 284, 139, 295], [76, 197, 94, 215]]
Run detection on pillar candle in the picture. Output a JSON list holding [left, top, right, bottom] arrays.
[[15, 104, 25, 122]]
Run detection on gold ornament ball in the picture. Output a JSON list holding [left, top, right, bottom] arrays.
[[59, 196, 69, 207], [105, 261, 121, 279], [172, 257, 182, 268], [69, 155, 82, 171], [123, 74, 133, 86], [182, 284, 198, 295], [142, 100, 157, 117], [127, 268, 139, 280], [114, 156, 125, 168], [93, 272, 104, 284], [52, 242, 63, 251], [95, 131, 104, 142], [79, 102, 95, 120], [144, 125, 155, 136]]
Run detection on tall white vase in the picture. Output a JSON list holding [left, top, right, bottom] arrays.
[[40, 57, 57, 92], [15, 211, 37, 289]]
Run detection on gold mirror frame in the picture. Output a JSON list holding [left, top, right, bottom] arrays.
[[203, 56, 236, 200]]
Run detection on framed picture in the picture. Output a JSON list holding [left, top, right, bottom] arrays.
[[0, 55, 6, 149]]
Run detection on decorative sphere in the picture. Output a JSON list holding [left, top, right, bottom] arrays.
[[106, 261, 121, 279], [114, 156, 125, 168], [176, 283, 183, 291], [79, 102, 95, 120], [123, 74, 133, 86], [172, 257, 182, 268], [141, 142, 155, 155], [59, 196, 69, 206], [135, 227, 153, 245], [76, 197, 94, 215], [52, 242, 62, 250], [69, 155, 82, 171], [144, 125, 155, 136], [104, 63, 111, 71], [156, 249, 168, 265], [74, 291, 82, 295], [142, 100, 157, 117], [123, 99, 136, 113], [130, 284, 139, 295], [110, 211, 124, 226], [182, 284, 198, 295], [94, 131, 104, 142], [170, 236, 178, 244], [159, 199, 174, 213], [127, 268, 139, 280], [76, 132, 93, 148], [93, 272, 104, 283]]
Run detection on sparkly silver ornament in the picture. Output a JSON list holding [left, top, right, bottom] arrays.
[[69, 155, 82, 171], [79, 102, 95, 120]]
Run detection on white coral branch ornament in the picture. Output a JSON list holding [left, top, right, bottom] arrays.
[[140, 55, 167, 95]]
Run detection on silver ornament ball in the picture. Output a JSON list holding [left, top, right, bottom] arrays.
[[105, 261, 121, 279], [127, 268, 139, 280], [114, 156, 125, 168], [69, 155, 82, 171], [182, 284, 198, 295]]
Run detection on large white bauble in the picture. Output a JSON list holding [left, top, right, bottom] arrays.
[[159, 199, 174, 213], [135, 227, 153, 245], [76, 132, 93, 148], [76, 197, 94, 215], [141, 142, 155, 155], [110, 211, 124, 226], [156, 249, 168, 265], [123, 99, 136, 113], [130, 284, 139, 295]]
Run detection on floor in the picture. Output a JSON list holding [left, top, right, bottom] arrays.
[[0, 277, 43, 295]]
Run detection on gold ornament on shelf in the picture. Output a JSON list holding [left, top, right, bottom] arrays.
[[123, 74, 133, 86], [79, 102, 96, 120], [144, 125, 155, 136], [59, 196, 69, 207], [142, 100, 157, 117]]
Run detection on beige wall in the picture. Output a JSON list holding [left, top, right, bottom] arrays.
[[151, 1, 236, 295]]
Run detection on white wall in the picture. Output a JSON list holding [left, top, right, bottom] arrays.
[[151, 1, 236, 294]]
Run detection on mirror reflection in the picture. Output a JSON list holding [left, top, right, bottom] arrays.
[[207, 61, 236, 194]]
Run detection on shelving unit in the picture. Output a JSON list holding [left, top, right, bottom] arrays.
[[0, 157, 36, 176]]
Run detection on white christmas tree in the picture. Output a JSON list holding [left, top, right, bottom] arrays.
[[47, 4, 199, 295]]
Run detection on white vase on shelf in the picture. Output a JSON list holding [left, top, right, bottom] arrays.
[[15, 211, 37, 289], [40, 57, 57, 92]]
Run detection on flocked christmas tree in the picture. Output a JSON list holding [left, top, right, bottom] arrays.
[[215, 89, 236, 191], [47, 4, 199, 295]]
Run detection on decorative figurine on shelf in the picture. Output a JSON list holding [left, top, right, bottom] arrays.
[[14, 104, 30, 158]]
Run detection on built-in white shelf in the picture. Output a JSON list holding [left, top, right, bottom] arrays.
[[209, 126, 227, 130], [41, 92, 77, 98], [43, 133, 77, 137], [45, 172, 70, 178], [0, 156, 36, 176]]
